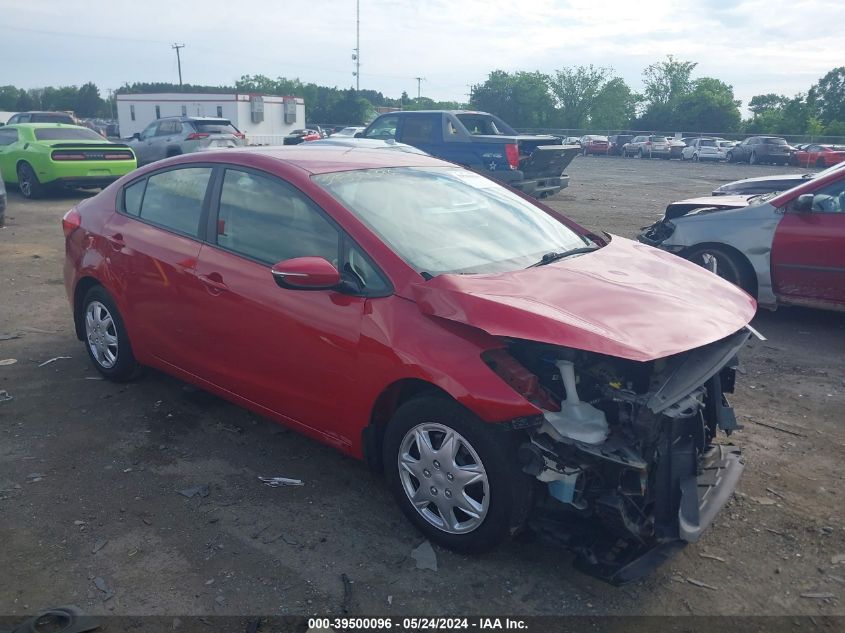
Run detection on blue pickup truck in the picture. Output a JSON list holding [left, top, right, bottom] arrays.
[[358, 110, 579, 197]]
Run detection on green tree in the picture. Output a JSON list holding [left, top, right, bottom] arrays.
[[807, 67, 845, 125], [589, 78, 638, 130], [76, 82, 103, 117], [470, 70, 555, 128], [547, 65, 612, 129], [0, 86, 20, 111], [674, 78, 741, 132], [748, 93, 788, 116], [16, 90, 35, 111], [642, 55, 697, 107]]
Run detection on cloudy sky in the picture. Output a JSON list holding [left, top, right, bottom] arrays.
[[1, 0, 841, 115]]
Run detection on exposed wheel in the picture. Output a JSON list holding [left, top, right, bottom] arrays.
[[81, 286, 140, 381], [383, 395, 532, 554], [17, 163, 44, 199], [693, 153, 700, 162], [816, 157, 826, 168], [749, 151, 758, 165], [726, 151, 734, 163], [684, 245, 755, 295]]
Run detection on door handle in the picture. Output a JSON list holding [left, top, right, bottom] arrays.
[[107, 233, 125, 249], [197, 272, 228, 292]]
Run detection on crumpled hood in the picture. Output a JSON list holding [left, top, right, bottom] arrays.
[[412, 236, 756, 362], [665, 194, 752, 220]]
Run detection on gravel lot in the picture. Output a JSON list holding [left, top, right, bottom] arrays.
[[0, 156, 843, 618]]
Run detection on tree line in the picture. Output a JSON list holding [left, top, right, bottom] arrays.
[[469, 58, 845, 137], [1, 59, 842, 137]]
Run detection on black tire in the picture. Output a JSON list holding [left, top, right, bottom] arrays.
[[81, 285, 140, 381], [17, 162, 45, 199], [383, 395, 533, 554], [749, 151, 758, 165], [684, 245, 755, 296], [726, 151, 734, 163], [816, 157, 826, 168], [693, 153, 700, 163]]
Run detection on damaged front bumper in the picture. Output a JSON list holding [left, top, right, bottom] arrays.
[[506, 329, 753, 584]]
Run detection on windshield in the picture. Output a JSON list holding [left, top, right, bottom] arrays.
[[700, 139, 716, 147], [762, 137, 787, 145], [313, 167, 590, 276], [34, 127, 103, 141]]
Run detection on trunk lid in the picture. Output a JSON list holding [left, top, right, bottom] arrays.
[[411, 236, 756, 362]]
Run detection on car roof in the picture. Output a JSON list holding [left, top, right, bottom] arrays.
[[184, 145, 448, 174]]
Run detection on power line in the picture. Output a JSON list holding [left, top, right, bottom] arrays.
[[172, 43, 185, 86]]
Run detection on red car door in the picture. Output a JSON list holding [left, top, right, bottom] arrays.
[[103, 166, 214, 369], [191, 167, 367, 448], [771, 175, 845, 306]]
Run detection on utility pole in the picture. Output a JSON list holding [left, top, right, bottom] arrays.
[[107, 88, 115, 119], [171, 43, 185, 86], [414, 76, 425, 99], [352, 0, 360, 93]]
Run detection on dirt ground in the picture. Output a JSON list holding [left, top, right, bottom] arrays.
[[0, 156, 843, 618]]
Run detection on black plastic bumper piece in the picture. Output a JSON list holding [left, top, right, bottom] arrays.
[[679, 444, 744, 543]]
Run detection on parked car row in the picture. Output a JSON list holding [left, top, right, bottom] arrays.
[[566, 133, 845, 167]]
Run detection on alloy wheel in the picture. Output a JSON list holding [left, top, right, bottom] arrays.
[[85, 301, 119, 369], [18, 168, 32, 197], [397, 423, 489, 534]]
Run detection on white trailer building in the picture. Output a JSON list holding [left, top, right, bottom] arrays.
[[116, 92, 305, 145]]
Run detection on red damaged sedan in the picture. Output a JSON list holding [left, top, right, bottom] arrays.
[[63, 147, 756, 583]]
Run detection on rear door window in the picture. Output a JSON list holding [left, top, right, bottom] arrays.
[[138, 167, 212, 237], [123, 179, 147, 217], [215, 169, 340, 264]]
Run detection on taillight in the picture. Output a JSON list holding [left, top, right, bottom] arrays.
[[186, 133, 210, 140], [504, 143, 520, 170], [52, 153, 88, 161], [62, 208, 81, 237], [234, 132, 245, 139]]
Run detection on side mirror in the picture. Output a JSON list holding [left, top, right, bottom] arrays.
[[132, 132, 141, 140], [271, 257, 341, 290], [354, 132, 364, 138], [794, 193, 813, 213]]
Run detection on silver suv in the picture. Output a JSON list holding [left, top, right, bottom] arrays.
[[127, 117, 245, 166], [622, 135, 671, 159]]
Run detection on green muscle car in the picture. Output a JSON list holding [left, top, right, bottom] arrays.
[[0, 123, 137, 198]]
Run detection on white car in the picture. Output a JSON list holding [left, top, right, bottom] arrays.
[[331, 126, 366, 137], [681, 138, 725, 162]]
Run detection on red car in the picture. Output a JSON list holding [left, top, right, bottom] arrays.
[[579, 135, 609, 155], [790, 144, 845, 168], [63, 147, 755, 583]]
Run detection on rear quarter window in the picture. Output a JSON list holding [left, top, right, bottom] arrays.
[[122, 179, 147, 217]]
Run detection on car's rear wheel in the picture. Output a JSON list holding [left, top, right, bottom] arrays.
[[82, 286, 139, 381], [383, 395, 532, 554], [684, 245, 755, 295], [726, 151, 734, 163], [749, 151, 758, 165], [693, 153, 700, 162], [17, 163, 44, 199]]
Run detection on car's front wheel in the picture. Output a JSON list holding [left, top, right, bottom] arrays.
[[383, 395, 532, 554], [684, 245, 755, 295], [17, 163, 45, 199], [82, 286, 140, 381]]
